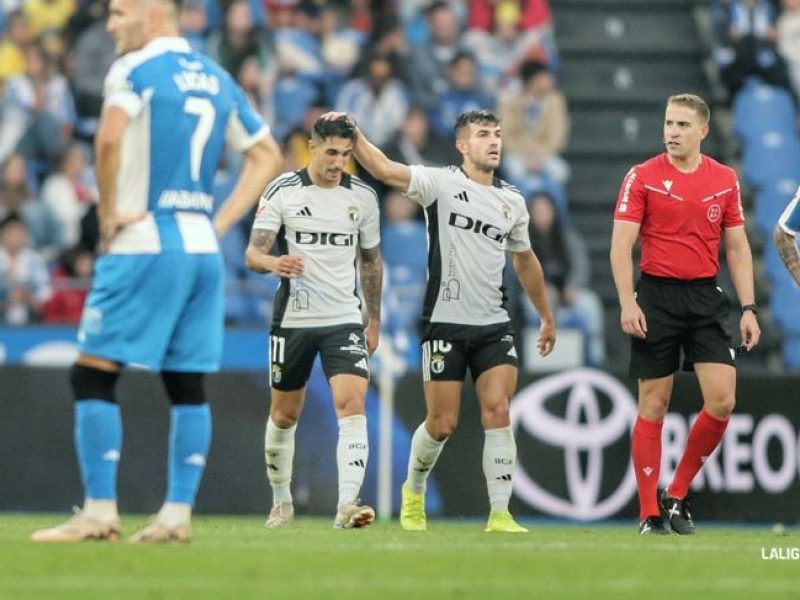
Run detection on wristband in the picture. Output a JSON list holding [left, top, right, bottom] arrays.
[[741, 303, 757, 315]]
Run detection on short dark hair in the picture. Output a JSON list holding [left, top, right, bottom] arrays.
[[520, 60, 548, 84], [0, 213, 24, 232], [312, 115, 357, 143], [454, 109, 501, 138]]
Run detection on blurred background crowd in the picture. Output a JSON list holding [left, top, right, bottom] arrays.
[[1, 0, 800, 373]]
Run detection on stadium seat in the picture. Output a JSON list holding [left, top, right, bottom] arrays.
[[733, 82, 797, 144]]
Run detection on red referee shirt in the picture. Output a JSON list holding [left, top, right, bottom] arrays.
[[614, 153, 744, 279]]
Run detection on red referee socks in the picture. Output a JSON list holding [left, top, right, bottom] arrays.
[[632, 415, 663, 521], [669, 408, 730, 500]]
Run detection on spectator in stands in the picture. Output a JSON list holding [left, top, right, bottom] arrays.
[[408, 1, 464, 109], [180, 0, 208, 53], [335, 55, 409, 148], [429, 51, 493, 140], [0, 9, 29, 84], [465, 0, 556, 92], [525, 192, 605, 365], [353, 14, 412, 87], [384, 106, 453, 169], [64, 1, 114, 140], [499, 59, 570, 192], [468, 0, 552, 32], [0, 213, 51, 325], [23, 0, 76, 45], [712, 0, 796, 102], [40, 142, 96, 250], [207, 0, 277, 78], [43, 245, 93, 324], [0, 153, 62, 257], [319, 5, 363, 104], [0, 42, 75, 169], [778, 0, 800, 99]]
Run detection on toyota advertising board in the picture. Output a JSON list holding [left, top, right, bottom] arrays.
[[395, 368, 800, 522], [2, 364, 799, 521]]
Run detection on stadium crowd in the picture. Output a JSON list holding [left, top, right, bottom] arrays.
[[2, 0, 800, 369]]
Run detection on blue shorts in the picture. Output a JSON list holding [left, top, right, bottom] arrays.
[[78, 252, 224, 372]]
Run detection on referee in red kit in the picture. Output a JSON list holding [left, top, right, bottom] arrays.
[[610, 93, 761, 535]]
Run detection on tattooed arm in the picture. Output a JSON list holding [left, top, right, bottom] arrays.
[[245, 228, 304, 278], [775, 226, 800, 288], [359, 245, 383, 355]]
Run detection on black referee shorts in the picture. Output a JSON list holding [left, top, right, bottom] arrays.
[[630, 273, 736, 379]]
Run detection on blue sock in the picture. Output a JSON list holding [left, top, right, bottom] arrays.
[[167, 404, 212, 505], [74, 400, 122, 500]]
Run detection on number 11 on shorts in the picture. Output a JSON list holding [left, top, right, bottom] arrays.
[[270, 335, 286, 364]]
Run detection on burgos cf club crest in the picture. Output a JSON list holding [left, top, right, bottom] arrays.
[[431, 354, 446, 374], [271, 364, 282, 384], [348, 206, 360, 224], [501, 202, 512, 223]]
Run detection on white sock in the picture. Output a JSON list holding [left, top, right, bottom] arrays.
[[157, 502, 192, 528], [83, 498, 119, 523], [265, 418, 297, 505], [405, 423, 446, 494], [483, 426, 517, 512], [337, 414, 368, 507]]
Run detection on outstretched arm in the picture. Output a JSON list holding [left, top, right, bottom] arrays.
[[359, 245, 383, 355], [245, 228, 304, 278], [512, 249, 556, 356], [323, 112, 412, 192]]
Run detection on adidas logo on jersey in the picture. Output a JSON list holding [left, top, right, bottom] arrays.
[[354, 358, 368, 371], [296, 206, 313, 217], [454, 191, 470, 202]]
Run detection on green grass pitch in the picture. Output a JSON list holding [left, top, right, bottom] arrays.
[[1, 515, 798, 599]]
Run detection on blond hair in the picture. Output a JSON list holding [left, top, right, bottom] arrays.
[[667, 94, 710, 124]]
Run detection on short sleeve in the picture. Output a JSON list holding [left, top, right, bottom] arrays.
[[778, 184, 800, 235], [226, 83, 269, 152], [405, 165, 440, 208], [723, 177, 745, 228], [103, 59, 144, 117], [614, 167, 646, 223], [507, 199, 531, 253], [252, 178, 285, 232], [359, 192, 381, 249]]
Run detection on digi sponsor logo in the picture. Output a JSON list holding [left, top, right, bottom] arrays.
[[295, 231, 355, 246], [448, 213, 508, 243]]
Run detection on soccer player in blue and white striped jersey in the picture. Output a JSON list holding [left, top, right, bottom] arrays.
[[32, 0, 282, 544]]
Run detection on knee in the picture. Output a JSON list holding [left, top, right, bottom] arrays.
[[270, 408, 299, 429], [481, 403, 510, 429], [639, 393, 670, 421], [161, 371, 206, 405], [706, 396, 736, 419], [426, 413, 458, 440], [70, 364, 120, 403]]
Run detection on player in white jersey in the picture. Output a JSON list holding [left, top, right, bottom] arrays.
[[328, 108, 557, 532], [31, 0, 282, 544], [245, 115, 383, 530]]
